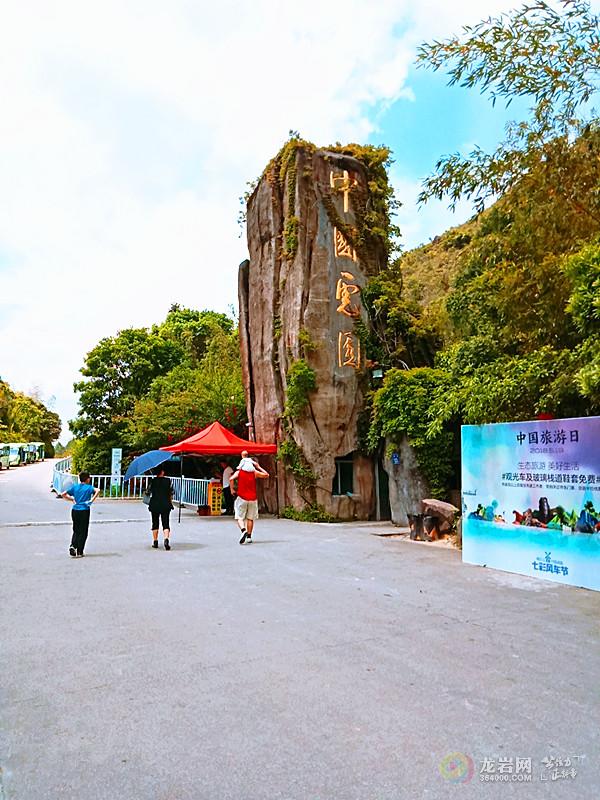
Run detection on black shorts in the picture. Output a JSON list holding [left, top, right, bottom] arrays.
[[151, 508, 171, 530]]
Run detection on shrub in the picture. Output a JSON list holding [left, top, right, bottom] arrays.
[[280, 504, 336, 523]]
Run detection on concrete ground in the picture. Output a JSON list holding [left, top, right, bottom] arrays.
[[0, 460, 598, 800]]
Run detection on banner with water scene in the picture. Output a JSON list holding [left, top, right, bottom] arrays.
[[461, 416, 600, 591]]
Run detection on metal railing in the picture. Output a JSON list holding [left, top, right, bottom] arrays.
[[171, 476, 210, 508], [52, 457, 76, 494], [87, 474, 153, 498], [52, 457, 211, 507]]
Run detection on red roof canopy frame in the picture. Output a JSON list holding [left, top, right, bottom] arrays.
[[161, 420, 277, 456]]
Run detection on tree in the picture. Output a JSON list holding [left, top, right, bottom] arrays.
[[70, 309, 243, 473], [127, 329, 246, 452], [0, 379, 61, 449], [360, 263, 443, 370], [158, 306, 234, 365], [70, 328, 183, 440], [368, 367, 454, 498], [10, 394, 61, 442], [562, 242, 600, 406], [0, 381, 15, 437], [417, 0, 600, 213]]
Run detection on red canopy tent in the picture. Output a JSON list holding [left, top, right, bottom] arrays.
[[161, 420, 277, 455], [161, 422, 277, 522]]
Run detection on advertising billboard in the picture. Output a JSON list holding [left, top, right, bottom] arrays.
[[461, 416, 600, 591]]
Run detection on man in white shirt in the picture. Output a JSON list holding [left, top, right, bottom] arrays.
[[220, 461, 234, 515]]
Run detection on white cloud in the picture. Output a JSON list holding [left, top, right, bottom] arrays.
[[0, 0, 519, 435]]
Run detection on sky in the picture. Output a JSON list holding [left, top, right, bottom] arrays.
[[0, 0, 548, 437]]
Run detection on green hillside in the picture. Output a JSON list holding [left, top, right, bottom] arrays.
[[364, 128, 600, 497]]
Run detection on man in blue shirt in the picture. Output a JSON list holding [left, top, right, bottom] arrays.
[[61, 472, 100, 557]]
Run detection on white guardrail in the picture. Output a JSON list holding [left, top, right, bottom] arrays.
[[52, 457, 210, 507]]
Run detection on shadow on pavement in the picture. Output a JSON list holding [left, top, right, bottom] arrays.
[[166, 542, 205, 550], [82, 553, 122, 558], [248, 540, 287, 545]]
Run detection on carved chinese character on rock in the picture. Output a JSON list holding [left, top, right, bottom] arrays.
[[330, 169, 358, 214], [338, 331, 361, 369], [336, 271, 361, 318], [334, 227, 357, 261]]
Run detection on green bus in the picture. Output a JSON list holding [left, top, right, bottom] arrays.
[[24, 444, 38, 464], [0, 444, 10, 470], [8, 444, 26, 467], [31, 442, 45, 461]]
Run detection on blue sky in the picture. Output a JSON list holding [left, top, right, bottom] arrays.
[[380, 70, 518, 177], [0, 0, 582, 437], [376, 69, 531, 248]]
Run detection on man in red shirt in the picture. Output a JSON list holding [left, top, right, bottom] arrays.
[[229, 456, 269, 544]]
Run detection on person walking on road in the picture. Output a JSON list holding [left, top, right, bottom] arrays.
[[229, 456, 269, 544], [61, 471, 100, 558], [148, 467, 174, 550]]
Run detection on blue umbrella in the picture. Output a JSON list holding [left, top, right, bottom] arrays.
[[124, 450, 174, 480]]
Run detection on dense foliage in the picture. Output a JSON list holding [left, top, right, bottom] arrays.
[[70, 305, 245, 473], [0, 380, 61, 455], [366, 176, 600, 495], [368, 369, 454, 498], [365, 1, 600, 499]]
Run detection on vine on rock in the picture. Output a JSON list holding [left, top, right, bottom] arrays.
[[276, 438, 316, 492], [260, 134, 399, 268], [283, 358, 317, 420], [264, 132, 316, 260], [324, 143, 401, 273]]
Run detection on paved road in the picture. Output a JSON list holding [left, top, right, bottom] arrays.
[[1, 461, 599, 799]]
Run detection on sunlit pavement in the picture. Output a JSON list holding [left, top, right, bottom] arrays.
[[1, 461, 599, 799]]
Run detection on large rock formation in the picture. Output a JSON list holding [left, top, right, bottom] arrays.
[[239, 142, 386, 519], [382, 435, 431, 526]]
